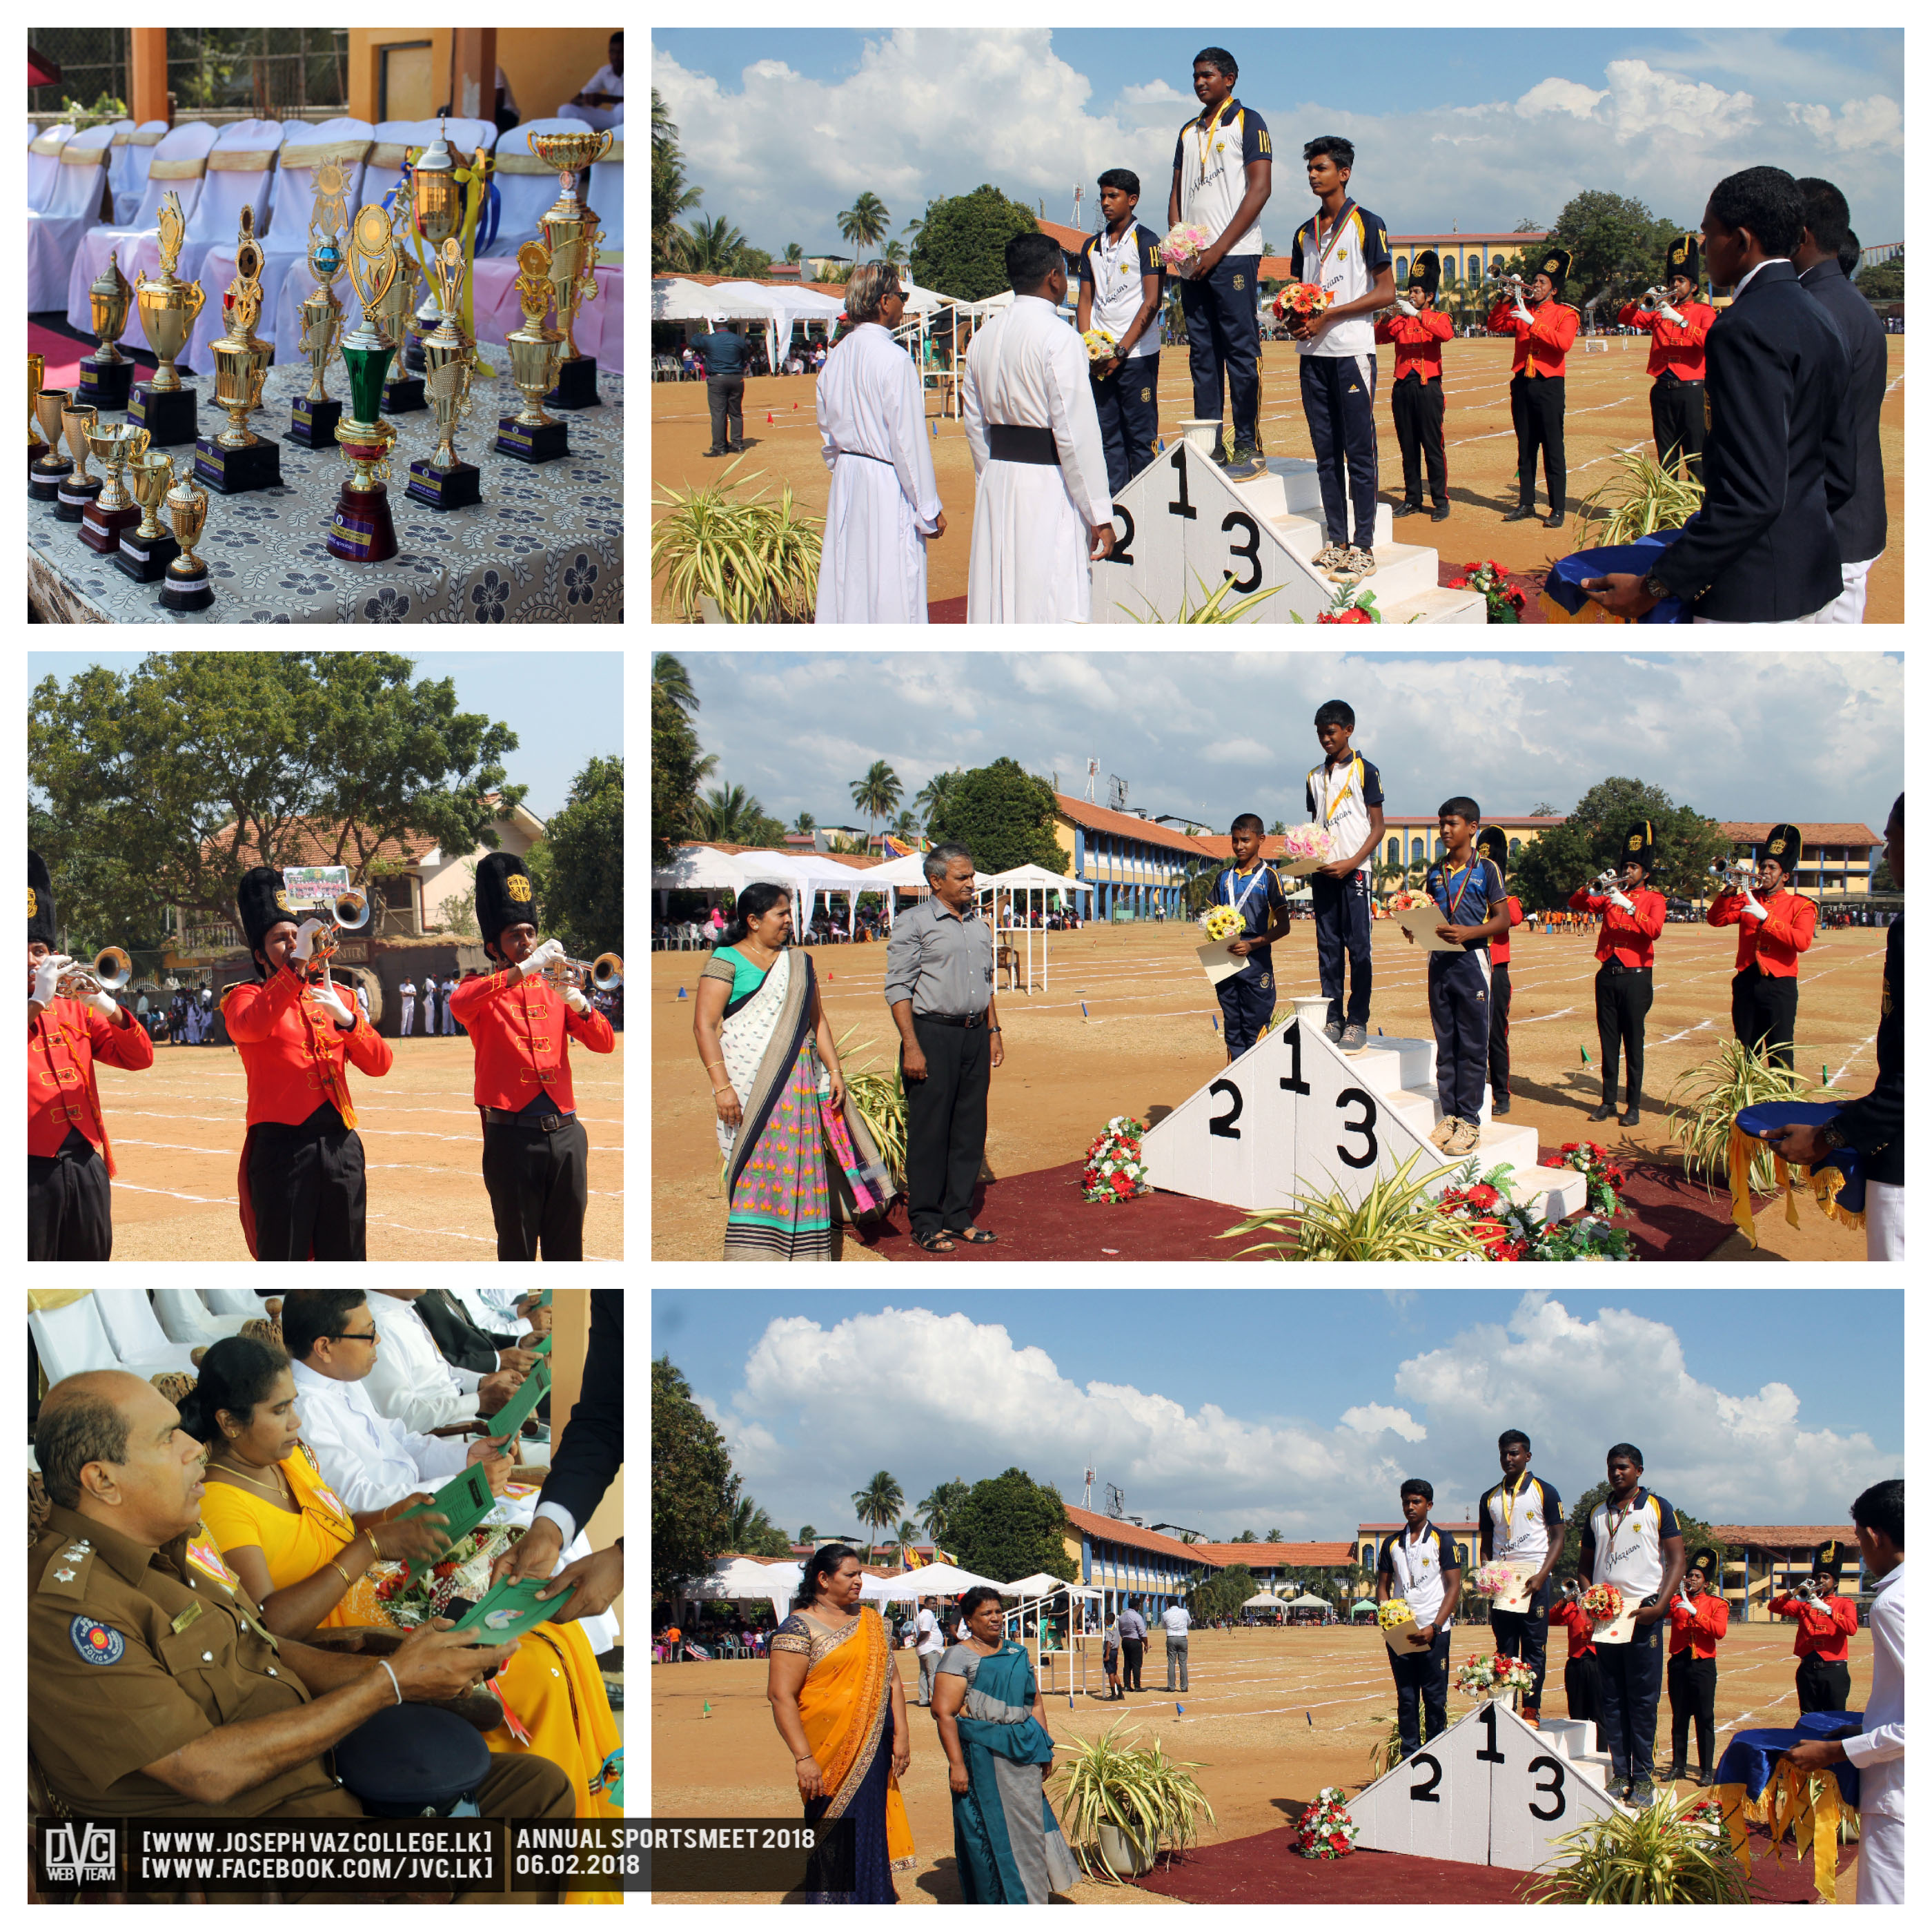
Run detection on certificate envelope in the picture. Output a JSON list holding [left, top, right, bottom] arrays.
[[395, 1461, 498, 1578], [481, 1357, 551, 1445], [448, 1574, 566, 1642], [1394, 905, 1461, 953], [1196, 941, 1246, 985]]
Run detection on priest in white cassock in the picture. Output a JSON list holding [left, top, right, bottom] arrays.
[[814, 262, 946, 623], [362, 1287, 526, 1437], [964, 230, 1117, 622], [282, 1289, 620, 1659]]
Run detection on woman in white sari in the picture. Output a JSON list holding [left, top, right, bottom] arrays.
[[691, 883, 896, 1260]]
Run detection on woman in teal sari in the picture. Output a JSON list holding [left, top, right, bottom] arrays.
[[931, 1586, 1078, 1903], [692, 883, 895, 1260]]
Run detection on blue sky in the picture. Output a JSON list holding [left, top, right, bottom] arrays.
[[28, 651, 621, 821], [658, 1288, 1902, 1537], [653, 28, 1904, 257], [658, 650, 1902, 834]]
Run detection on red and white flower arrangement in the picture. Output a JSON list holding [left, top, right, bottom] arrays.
[[1446, 558, 1528, 624], [1455, 1651, 1537, 1697], [1081, 1115, 1151, 1205], [1294, 1786, 1359, 1860], [1542, 1140, 1630, 1217], [1272, 281, 1334, 326], [1580, 1582, 1625, 1624]]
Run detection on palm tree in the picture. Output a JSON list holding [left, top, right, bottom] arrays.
[[838, 191, 891, 250], [890, 809, 920, 843], [914, 767, 960, 827], [883, 238, 907, 266], [849, 760, 903, 842], [653, 652, 700, 715], [1232, 1528, 1259, 1544], [692, 782, 771, 843], [798, 1524, 817, 1546], [793, 809, 816, 835], [918, 1479, 970, 1549], [903, 205, 930, 241], [651, 90, 705, 271], [851, 1470, 905, 1558], [783, 241, 804, 265], [683, 213, 750, 275], [895, 1517, 922, 1559], [1265, 1528, 1283, 1544]]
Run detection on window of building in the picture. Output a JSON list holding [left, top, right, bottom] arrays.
[[1386, 837, 1401, 867], [1509, 837, 1522, 858]]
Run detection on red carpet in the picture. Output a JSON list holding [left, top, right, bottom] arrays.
[[1129, 1819, 1852, 1904], [855, 1145, 1744, 1262], [929, 594, 967, 622]]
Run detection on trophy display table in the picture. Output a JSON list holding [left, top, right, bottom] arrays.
[[28, 362, 623, 624]]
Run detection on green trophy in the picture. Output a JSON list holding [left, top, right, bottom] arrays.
[[326, 204, 402, 564]]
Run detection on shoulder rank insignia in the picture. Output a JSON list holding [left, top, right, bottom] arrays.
[[70, 1615, 126, 1666], [39, 1544, 93, 1597]]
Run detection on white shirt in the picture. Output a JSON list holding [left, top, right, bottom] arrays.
[[1840, 1561, 1902, 1819], [1290, 204, 1393, 360], [580, 63, 622, 99], [1174, 98, 1269, 257], [1731, 257, 1790, 299], [816, 322, 943, 528], [1305, 753, 1382, 878], [1587, 1490, 1674, 1599], [915, 1607, 944, 1655], [1485, 1472, 1558, 1567], [1082, 224, 1161, 359], [1161, 1604, 1191, 1637], [1387, 1522, 1453, 1626], [363, 1291, 484, 1435], [288, 1357, 471, 1515]]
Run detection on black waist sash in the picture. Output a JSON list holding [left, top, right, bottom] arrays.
[[987, 424, 1060, 466]]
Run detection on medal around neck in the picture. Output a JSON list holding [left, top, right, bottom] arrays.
[[194, 208, 284, 495], [326, 204, 403, 564], [129, 192, 205, 447]]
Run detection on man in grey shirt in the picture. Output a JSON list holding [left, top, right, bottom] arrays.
[[884, 844, 1002, 1252], [1116, 1598, 1147, 1693], [1161, 1599, 1192, 1691]]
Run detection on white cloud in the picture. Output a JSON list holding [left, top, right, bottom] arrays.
[[1341, 1404, 1429, 1443], [1515, 78, 1608, 121]]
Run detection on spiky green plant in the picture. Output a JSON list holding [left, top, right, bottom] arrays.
[[651, 455, 822, 622], [1666, 1038, 1822, 1196], [1572, 448, 1706, 551], [1049, 1722, 1217, 1882], [1367, 1709, 1406, 1781], [1221, 1150, 1496, 1262], [1527, 1787, 1751, 1904], [835, 1025, 908, 1190], [1127, 571, 1287, 622]]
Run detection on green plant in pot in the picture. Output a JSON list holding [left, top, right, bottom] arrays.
[[651, 454, 823, 622], [1049, 1722, 1216, 1882], [1528, 1787, 1750, 1904], [1666, 1038, 1822, 1197]]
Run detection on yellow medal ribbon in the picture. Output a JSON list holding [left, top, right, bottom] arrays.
[[1194, 97, 1232, 185]]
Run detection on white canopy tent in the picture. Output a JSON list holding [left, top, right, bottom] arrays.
[[684, 1557, 806, 1630], [858, 1561, 1007, 1601], [652, 275, 834, 376], [860, 851, 995, 931], [979, 864, 1094, 993], [1242, 1591, 1293, 1610]]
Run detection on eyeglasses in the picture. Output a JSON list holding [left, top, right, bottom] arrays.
[[326, 1329, 379, 1344]]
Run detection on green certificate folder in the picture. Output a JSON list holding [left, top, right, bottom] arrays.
[[527, 1331, 552, 1359], [480, 1356, 551, 1446], [393, 1461, 499, 1579], [448, 1573, 567, 1642]]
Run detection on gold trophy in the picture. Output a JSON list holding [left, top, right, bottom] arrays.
[[399, 121, 462, 377], [79, 251, 137, 413], [31, 386, 75, 502], [527, 128, 613, 408], [327, 201, 404, 564], [79, 420, 150, 554], [29, 352, 47, 476], [115, 448, 181, 582], [495, 239, 569, 464], [291, 157, 351, 448], [159, 456, 214, 611], [194, 207, 282, 494], [406, 236, 480, 510], [375, 231, 426, 416], [55, 399, 101, 524], [131, 191, 206, 446]]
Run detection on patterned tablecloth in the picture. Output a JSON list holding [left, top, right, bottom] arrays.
[[28, 362, 623, 623]]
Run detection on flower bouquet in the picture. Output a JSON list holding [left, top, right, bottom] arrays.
[[1377, 1598, 1416, 1632], [1158, 222, 1214, 279], [1294, 1787, 1359, 1860], [1456, 1650, 1537, 1697], [1446, 559, 1528, 624], [1082, 326, 1119, 374], [1379, 1597, 1431, 1652], [1082, 1116, 1152, 1205], [1201, 905, 1245, 944], [374, 1521, 526, 1627], [1579, 1582, 1625, 1624], [1272, 281, 1334, 330], [1468, 1561, 1522, 1601], [1276, 823, 1335, 878], [1295, 582, 1399, 622], [1544, 1140, 1630, 1218]]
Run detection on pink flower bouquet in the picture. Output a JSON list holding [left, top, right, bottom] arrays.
[[1159, 222, 1214, 279], [1468, 1561, 1521, 1599], [1276, 823, 1334, 877]]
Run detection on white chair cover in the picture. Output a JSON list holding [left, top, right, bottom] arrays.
[[150, 1289, 256, 1346], [101, 118, 136, 197], [201, 1289, 269, 1316], [28, 121, 77, 210], [555, 99, 619, 132], [30, 1294, 194, 1386], [478, 117, 601, 257], [63, 120, 219, 337], [92, 1291, 201, 1374], [113, 119, 171, 224], [177, 117, 283, 286], [261, 119, 316, 238], [27, 126, 114, 311]]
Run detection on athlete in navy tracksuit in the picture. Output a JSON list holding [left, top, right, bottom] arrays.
[[1213, 814, 1293, 1060], [1419, 799, 1510, 1157]]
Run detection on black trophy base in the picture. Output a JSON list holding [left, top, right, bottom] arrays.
[[76, 355, 136, 414], [30, 442, 50, 477], [405, 336, 428, 373], [30, 460, 72, 502], [382, 374, 426, 415], [53, 476, 103, 523], [128, 382, 199, 447], [194, 434, 284, 495], [495, 414, 571, 464], [544, 355, 602, 411], [405, 458, 482, 511], [115, 526, 181, 582], [159, 565, 214, 613], [287, 395, 342, 448]]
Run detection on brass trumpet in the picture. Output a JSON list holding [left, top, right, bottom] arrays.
[[1636, 286, 1664, 313], [1555, 1578, 1581, 1604], [1795, 1577, 1823, 1604], [54, 946, 135, 998], [544, 949, 622, 994], [1590, 867, 1625, 894], [311, 887, 371, 956], [1710, 857, 1758, 896]]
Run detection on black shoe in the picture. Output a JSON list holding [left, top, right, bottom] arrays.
[[1588, 1103, 1619, 1123], [1501, 505, 1537, 522], [1545, 511, 1565, 530], [1392, 501, 1423, 519], [1621, 1107, 1642, 1127], [1431, 502, 1450, 522], [1225, 446, 1265, 480], [730, 442, 748, 453], [1696, 1768, 1715, 1788], [1492, 1096, 1510, 1116], [702, 446, 728, 457], [1666, 1761, 1688, 1783]]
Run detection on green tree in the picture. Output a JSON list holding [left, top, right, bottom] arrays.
[[909, 184, 1041, 302], [890, 809, 920, 842], [1869, 854, 1896, 892], [915, 767, 963, 826], [782, 241, 804, 265], [895, 1517, 922, 1557], [1544, 189, 1685, 312], [651, 90, 704, 271], [652, 652, 700, 716], [1232, 1528, 1259, 1543], [533, 756, 621, 958], [1267, 820, 1286, 838], [1189, 1561, 1255, 1621], [838, 190, 891, 250], [1265, 1527, 1283, 1543], [883, 238, 907, 266], [947, 1468, 1076, 1585], [652, 1355, 738, 1599], [1556, 1481, 1728, 1586], [727, 1495, 794, 1559], [919, 1478, 972, 1549], [798, 1524, 817, 1546], [1855, 251, 1903, 303], [651, 683, 706, 867], [1511, 778, 1725, 910], [851, 1470, 906, 1557], [682, 213, 751, 275], [925, 757, 1068, 876], [691, 782, 773, 844], [849, 760, 903, 838], [792, 809, 816, 835]]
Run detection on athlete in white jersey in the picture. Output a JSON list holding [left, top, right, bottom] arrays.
[[1477, 1430, 1566, 1723]]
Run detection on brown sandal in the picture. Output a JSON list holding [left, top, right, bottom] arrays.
[[914, 1231, 956, 1253]]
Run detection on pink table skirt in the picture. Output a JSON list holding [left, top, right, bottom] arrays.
[[471, 259, 622, 373]]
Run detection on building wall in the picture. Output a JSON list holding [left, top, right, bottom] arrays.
[[418, 821, 539, 928], [1055, 815, 1196, 922], [347, 28, 611, 128], [1724, 840, 1878, 896], [1384, 817, 1558, 874]]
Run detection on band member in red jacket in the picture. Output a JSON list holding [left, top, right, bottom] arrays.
[[1708, 822, 1817, 1073], [1769, 1537, 1860, 1713], [1475, 827, 1525, 1116], [1666, 1547, 1730, 1786], [1550, 1586, 1601, 1751], [222, 865, 393, 1260], [1618, 232, 1717, 482], [1376, 248, 1454, 522], [451, 853, 615, 1261], [1489, 245, 1579, 529], [1569, 821, 1668, 1126], [27, 849, 154, 1259]]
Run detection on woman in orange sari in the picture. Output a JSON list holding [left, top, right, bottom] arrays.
[[183, 1336, 622, 1899], [767, 1544, 916, 1902]]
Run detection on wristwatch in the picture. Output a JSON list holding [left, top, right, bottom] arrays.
[[1641, 569, 1672, 602], [1817, 1121, 1849, 1152]]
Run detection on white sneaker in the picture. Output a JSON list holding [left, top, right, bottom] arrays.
[[1312, 543, 1347, 573], [1445, 1118, 1481, 1157], [1342, 546, 1377, 578]]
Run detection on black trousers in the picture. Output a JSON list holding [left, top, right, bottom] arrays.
[[1595, 963, 1653, 1106], [1595, 1615, 1665, 1789], [1388, 1624, 1451, 1757], [903, 1016, 990, 1236], [482, 1112, 589, 1261], [1301, 353, 1380, 549], [1492, 1585, 1549, 1713], [1509, 372, 1566, 512], [1121, 1637, 1144, 1690], [28, 1129, 112, 1261], [707, 372, 745, 450], [1564, 1653, 1603, 1749], [1795, 1654, 1852, 1713], [1668, 1650, 1717, 1770], [1732, 967, 1799, 1074], [1179, 254, 1261, 448], [1488, 958, 1512, 1100], [1215, 965, 1276, 1061], [1312, 870, 1373, 1029], [1092, 351, 1161, 497], [1391, 371, 1447, 506], [248, 1108, 367, 1261], [1650, 375, 1705, 481]]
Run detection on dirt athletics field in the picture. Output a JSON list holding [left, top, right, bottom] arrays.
[[651, 1622, 1873, 1904], [95, 1034, 624, 1261], [651, 918, 1886, 1263], [650, 334, 1906, 622]]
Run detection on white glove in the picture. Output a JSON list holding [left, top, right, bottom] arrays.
[[522, 937, 566, 980], [1608, 891, 1635, 914], [1513, 301, 1533, 324], [311, 982, 355, 1027], [31, 955, 69, 1005], [84, 990, 121, 1022], [290, 917, 326, 963], [1742, 896, 1768, 922], [1657, 304, 1684, 327], [1394, 295, 1418, 318], [564, 986, 592, 1016]]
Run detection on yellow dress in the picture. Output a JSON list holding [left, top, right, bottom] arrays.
[[199, 1446, 622, 1903]]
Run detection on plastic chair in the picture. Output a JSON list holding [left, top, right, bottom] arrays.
[[176, 117, 284, 286], [27, 126, 114, 311], [63, 120, 219, 339], [100, 117, 136, 203], [28, 122, 77, 211], [115, 118, 172, 224], [201, 1288, 270, 1315]]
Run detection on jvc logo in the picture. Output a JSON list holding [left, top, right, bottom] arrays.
[[43, 1820, 115, 1883]]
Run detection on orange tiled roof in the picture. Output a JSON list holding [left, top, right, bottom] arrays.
[[1065, 1504, 1216, 1563], [202, 816, 434, 871], [1192, 1541, 1356, 1567], [1708, 1525, 1858, 1549], [1054, 794, 1231, 858], [1717, 824, 1883, 849]]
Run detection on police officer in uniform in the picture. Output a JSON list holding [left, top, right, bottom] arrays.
[[29, 1368, 574, 1897], [1707, 822, 1816, 1072], [1619, 233, 1716, 480], [1769, 1538, 1860, 1713], [1376, 248, 1454, 522], [1490, 247, 1579, 529], [450, 853, 615, 1262]]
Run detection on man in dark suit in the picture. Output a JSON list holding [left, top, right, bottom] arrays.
[[1793, 177, 1886, 623], [1580, 167, 1853, 623]]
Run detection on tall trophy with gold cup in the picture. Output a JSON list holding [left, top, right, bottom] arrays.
[[31, 385, 74, 502], [29, 353, 49, 478], [495, 240, 569, 464], [54, 400, 102, 524], [79, 420, 151, 555], [159, 456, 215, 612], [406, 237, 481, 510], [326, 203, 404, 564], [78, 253, 137, 414], [290, 159, 351, 449], [130, 191, 205, 447], [194, 208, 283, 494], [529, 127, 611, 408], [115, 448, 181, 582]]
